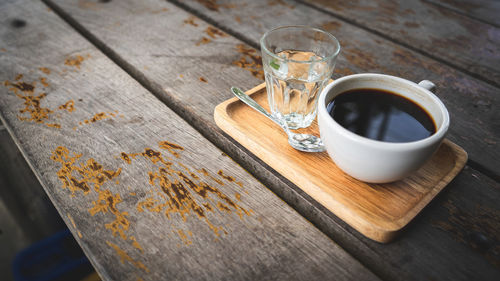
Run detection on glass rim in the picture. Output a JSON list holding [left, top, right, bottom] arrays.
[[260, 25, 341, 64]]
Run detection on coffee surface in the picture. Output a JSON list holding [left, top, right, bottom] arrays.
[[327, 88, 436, 143]]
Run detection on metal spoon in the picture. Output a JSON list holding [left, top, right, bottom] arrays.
[[231, 87, 325, 152]]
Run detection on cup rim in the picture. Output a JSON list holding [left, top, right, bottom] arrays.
[[318, 73, 450, 150], [260, 25, 341, 64]]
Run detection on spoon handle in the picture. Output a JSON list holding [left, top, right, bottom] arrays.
[[230, 87, 280, 126]]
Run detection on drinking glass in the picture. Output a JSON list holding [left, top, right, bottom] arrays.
[[260, 26, 340, 129]]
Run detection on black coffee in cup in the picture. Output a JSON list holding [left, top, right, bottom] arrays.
[[326, 88, 436, 143]]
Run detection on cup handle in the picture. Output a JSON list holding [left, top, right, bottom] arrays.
[[418, 80, 436, 92]]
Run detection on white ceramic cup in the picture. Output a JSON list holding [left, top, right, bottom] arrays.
[[317, 73, 450, 183]]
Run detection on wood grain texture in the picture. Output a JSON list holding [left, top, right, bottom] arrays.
[[165, 0, 499, 178], [426, 0, 500, 26], [300, 0, 500, 86], [0, 1, 380, 280], [215, 83, 468, 243], [43, 0, 500, 280]]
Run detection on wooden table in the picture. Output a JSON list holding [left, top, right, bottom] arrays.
[[0, 0, 498, 280]]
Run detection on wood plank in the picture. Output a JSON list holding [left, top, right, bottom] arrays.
[[300, 0, 500, 86], [0, 1, 380, 280], [49, 0, 499, 178], [425, 0, 500, 26], [42, 0, 500, 280]]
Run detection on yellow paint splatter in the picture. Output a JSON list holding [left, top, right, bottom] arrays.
[[107, 241, 149, 273]]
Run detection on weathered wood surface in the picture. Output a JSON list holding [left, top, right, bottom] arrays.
[[426, 0, 500, 26], [49, 0, 499, 176], [0, 1, 381, 280], [167, 0, 499, 177], [43, 0, 500, 280], [299, 0, 500, 87]]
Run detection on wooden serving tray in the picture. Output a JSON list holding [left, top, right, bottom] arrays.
[[214, 83, 467, 243]]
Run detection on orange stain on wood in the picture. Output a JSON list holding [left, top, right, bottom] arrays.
[[205, 26, 227, 38], [196, 37, 211, 45], [52, 147, 146, 260], [4, 75, 74, 128], [199, 77, 207, 83], [151, 7, 168, 14], [121, 141, 250, 240], [81, 112, 117, 125], [195, 26, 226, 46], [39, 67, 51, 74], [129, 236, 144, 253], [199, 168, 223, 185], [67, 213, 83, 238], [89, 189, 130, 240], [158, 140, 184, 158], [51, 146, 122, 196], [58, 100, 75, 112], [14, 86, 60, 128], [67, 213, 77, 228], [233, 44, 264, 80], [64, 55, 86, 69], [218, 170, 243, 187], [40, 77, 49, 87], [176, 229, 193, 245], [183, 16, 199, 27], [107, 241, 149, 273], [195, 0, 221, 11]]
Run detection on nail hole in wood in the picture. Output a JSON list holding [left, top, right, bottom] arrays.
[[11, 19, 26, 28]]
